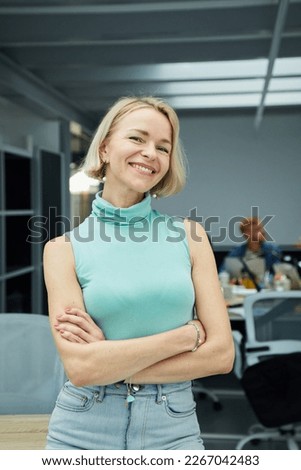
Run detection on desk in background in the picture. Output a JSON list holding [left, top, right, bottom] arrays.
[[225, 286, 255, 336], [0, 414, 49, 450], [225, 285, 258, 321]]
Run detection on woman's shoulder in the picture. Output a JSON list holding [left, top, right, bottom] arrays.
[[182, 218, 211, 256], [44, 234, 71, 247], [43, 235, 73, 262], [261, 241, 282, 254], [183, 218, 208, 241]]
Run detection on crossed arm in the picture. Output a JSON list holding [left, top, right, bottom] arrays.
[[43, 221, 234, 387]]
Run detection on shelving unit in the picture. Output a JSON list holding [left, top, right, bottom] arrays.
[[0, 145, 64, 315], [0, 146, 34, 313]]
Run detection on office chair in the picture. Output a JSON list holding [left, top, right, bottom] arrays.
[[0, 313, 65, 414], [192, 380, 222, 411], [233, 291, 301, 450]]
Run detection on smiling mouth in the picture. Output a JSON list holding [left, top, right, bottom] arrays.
[[129, 163, 156, 174]]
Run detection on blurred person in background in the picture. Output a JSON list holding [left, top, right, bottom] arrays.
[[219, 217, 282, 288]]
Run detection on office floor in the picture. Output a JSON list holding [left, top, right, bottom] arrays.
[[193, 373, 301, 450]]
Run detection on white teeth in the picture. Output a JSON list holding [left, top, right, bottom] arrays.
[[131, 163, 154, 174]]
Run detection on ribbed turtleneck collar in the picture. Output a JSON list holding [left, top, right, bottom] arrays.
[[91, 191, 152, 225]]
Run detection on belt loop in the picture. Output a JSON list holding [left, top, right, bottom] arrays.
[[95, 385, 105, 403], [156, 384, 163, 404]]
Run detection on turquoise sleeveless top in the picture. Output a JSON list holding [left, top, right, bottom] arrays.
[[68, 192, 195, 340]]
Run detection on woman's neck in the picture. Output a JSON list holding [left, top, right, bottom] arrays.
[[101, 186, 144, 208], [247, 241, 261, 252]]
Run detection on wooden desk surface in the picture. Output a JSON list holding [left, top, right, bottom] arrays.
[[0, 414, 49, 450]]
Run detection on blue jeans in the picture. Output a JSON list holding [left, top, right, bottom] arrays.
[[46, 380, 204, 450]]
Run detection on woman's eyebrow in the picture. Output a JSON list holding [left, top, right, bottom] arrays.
[[128, 128, 172, 145]]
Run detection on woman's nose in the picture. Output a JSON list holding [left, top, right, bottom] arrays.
[[141, 142, 157, 159]]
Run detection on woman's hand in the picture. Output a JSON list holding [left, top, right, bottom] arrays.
[[54, 307, 105, 344]]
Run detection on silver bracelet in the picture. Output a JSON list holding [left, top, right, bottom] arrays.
[[187, 321, 201, 352]]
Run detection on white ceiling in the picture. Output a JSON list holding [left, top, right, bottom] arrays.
[[0, 0, 300, 132]]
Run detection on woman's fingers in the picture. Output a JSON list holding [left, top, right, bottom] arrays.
[[55, 308, 105, 342], [56, 312, 90, 332], [59, 329, 86, 344], [64, 307, 95, 324], [55, 322, 103, 343], [54, 321, 91, 342]]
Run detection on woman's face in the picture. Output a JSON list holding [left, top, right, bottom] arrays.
[[100, 107, 172, 198], [243, 224, 265, 244]]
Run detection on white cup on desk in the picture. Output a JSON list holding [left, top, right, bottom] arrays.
[[219, 271, 230, 286], [223, 285, 234, 300], [274, 274, 291, 291], [219, 272, 233, 299]]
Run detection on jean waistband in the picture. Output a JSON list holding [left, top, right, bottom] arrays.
[[114, 381, 191, 394], [76, 381, 192, 404]]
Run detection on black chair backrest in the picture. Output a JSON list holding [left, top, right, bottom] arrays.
[[241, 352, 301, 428]]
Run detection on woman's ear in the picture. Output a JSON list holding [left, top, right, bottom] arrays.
[[99, 140, 108, 159]]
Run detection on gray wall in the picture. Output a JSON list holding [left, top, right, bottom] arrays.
[[0, 97, 60, 153], [153, 109, 301, 247]]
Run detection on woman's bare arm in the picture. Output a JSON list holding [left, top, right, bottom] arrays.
[[52, 221, 234, 385], [126, 220, 235, 383], [43, 235, 201, 387]]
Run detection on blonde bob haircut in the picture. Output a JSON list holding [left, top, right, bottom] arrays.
[[81, 96, 187, 197]]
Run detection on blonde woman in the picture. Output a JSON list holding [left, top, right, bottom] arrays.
[[44, 96, 234, 450]]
